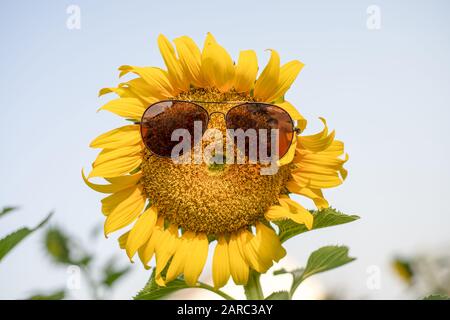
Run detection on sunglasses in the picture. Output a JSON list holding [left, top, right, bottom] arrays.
[[139, 100, 300, 160]]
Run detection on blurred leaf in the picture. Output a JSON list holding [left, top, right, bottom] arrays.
[[423, 294, 449, 300], [27, 290, 65, 300], [0, 206, 18, 219], [275, 246, 355, 297], [44, 227, 72, 264], [44, 227, 92, 266], [392, 257, 414, 284], [134, 268, 189, 300], [102, 259, 130, 287], [265, 291, 289, 300], [0, 212, 52, 262], [274, 207, 359, 243]]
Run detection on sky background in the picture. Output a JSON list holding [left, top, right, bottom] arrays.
[[1, 0, 450, 299]]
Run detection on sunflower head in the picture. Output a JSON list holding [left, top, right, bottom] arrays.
[[84, 33, 348, 288]]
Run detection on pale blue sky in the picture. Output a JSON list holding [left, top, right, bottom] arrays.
[[1, 0, 450, 299]]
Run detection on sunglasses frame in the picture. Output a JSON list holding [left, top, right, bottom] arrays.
[[139, 99, 301, 159]]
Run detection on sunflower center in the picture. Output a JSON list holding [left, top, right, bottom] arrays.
[[141, 88, 292, 235]]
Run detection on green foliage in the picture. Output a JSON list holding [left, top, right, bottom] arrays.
[[392, 257, 414, 284], [43, 227, 92, 266], [27, 290, 65, 300], [274, 207, 359, 243], [423, 294, 450, 300], [44, 228, 72, 264], [272, 246, 355, 298], [244, 271, 264, 300], [0, 206, 18, 219], [0, 212, 52, 263], [301, 245, 355, 279], [134, 268, 190, 300], [102, 258, 130, 287]]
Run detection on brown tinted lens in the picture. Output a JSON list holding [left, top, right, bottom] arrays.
[[140, 101, 209, 157], [226, 103, 294, 159]]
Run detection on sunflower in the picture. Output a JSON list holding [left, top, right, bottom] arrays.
[[83, 33, 348, 288]]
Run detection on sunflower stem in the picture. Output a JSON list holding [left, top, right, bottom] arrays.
[[244, 271, 264, 300], [197, 282, 235, 300]]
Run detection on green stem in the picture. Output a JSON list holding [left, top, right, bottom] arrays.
[[244, 270, 264, 300], [197, 282, 235, 300]]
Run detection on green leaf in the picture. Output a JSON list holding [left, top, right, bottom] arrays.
[[274, 207, 359, 243], [102, 259, 130, 287], [44, 227, 72, 264], [302, 245, 355, 279], [27, 290, 65, 300], [265, 291, 290, 300], [134, 268, 190, 300], [0, 212, 53, 262], [0, 206, 19, 219], [423, 294, 449, 300], [274, 246, 355, 298]]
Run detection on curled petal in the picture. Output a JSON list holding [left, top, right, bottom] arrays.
[[266, 60, 304, 102]]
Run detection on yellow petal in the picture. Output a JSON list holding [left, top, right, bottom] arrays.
[[291, 169, 343, 189], [233, 50, 258, 93], [82, 169, 141, 194], [154, 224, 179, 281], [285, 182, 329, 209], [118, 65, 175, 98], [103, 186, 146, 236], [93, 144, 143, 167], [90, 125, 141, 149], [277, 134, 297, 167], [239, 230, 271, 273], [174, 36, 205, 87], [255, 222, 286, 262], [138, 217, 164, 268], [89, 154, 142, 178], [184, 233, 208, 286], [99, 86, 136, 99], [165, 231, 193, 283], [118, 231, 130, 249], [228, 233, 249, 285], [212, 236, 230, 288], [275, 101, 307, 131], [101, 185, 139, 215], [98, 98, 146, 120], [253, 49, 280, 102], [126, 207, 158, 259], [201, 33, 235, 92], [278, 197, 314, 229], [297, 118, 335, 152], [266, 60, 304, 102], [158, 34, 189, 92], [119, 78, 160, 104]]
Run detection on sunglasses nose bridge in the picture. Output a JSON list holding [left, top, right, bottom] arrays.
[[207, 111, 227, 130]]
